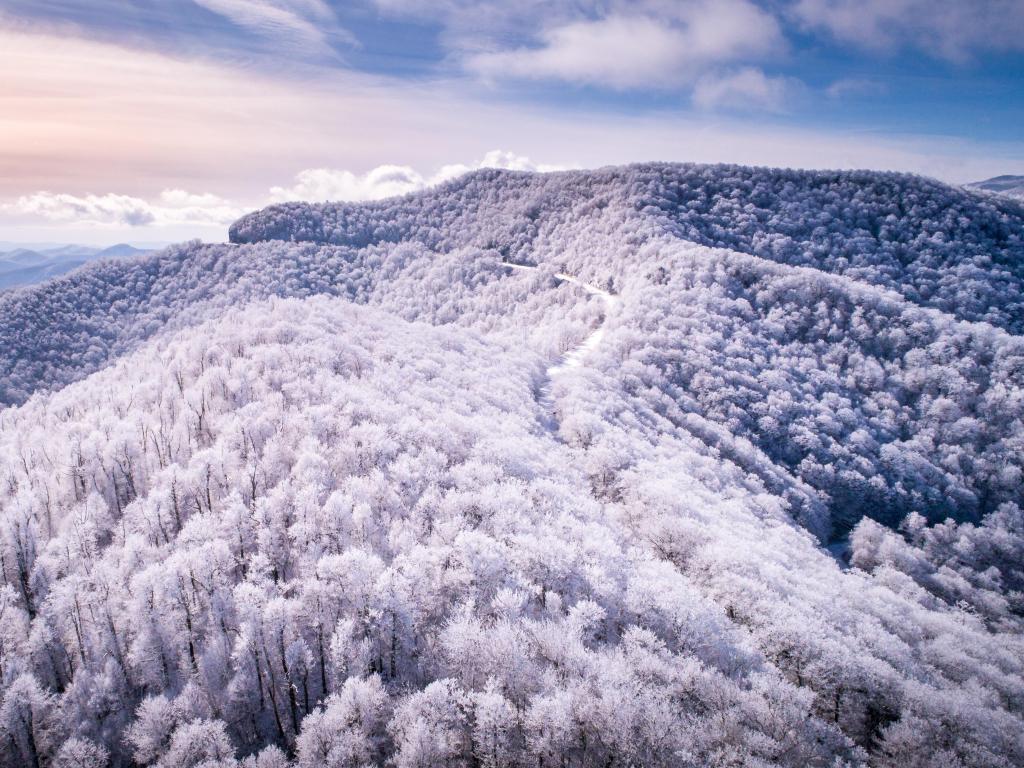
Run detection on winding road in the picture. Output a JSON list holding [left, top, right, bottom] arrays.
[[504, 262, 620, 429]]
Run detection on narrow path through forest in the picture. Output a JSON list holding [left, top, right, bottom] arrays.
[[503, 262, 620, 430]]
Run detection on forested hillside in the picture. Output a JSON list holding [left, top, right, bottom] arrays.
[[0, 164, 1022, 767]]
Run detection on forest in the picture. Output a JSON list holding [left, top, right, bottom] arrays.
[[0, 163, 1022, 767]]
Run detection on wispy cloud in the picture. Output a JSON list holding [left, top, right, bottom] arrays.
[[792, 0, 1024, 61], [824, 78, 887, 100], [190, 0, 354, 55]]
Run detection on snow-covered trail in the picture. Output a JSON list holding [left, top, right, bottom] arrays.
[[504, 262, 620, 428]]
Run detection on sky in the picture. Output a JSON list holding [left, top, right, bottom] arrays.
[[1, 0, 1023, 245]]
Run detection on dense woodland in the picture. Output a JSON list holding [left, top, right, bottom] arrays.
[[0, 164, 1022, 766]]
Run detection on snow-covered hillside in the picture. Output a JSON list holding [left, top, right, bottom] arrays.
[[968, 175, 1024, 200], [0, 164, 1022, 768]]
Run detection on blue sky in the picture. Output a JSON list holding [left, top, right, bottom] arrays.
[[1, 0, 1022, 243]]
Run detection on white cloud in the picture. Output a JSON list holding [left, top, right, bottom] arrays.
[[792, 0, 1024, 60], [692, 68, 793, 112], [158, 189, 233, 208], [467, 1, 784, 90], [269, 165, 426, 203], [5, 190, 243, 228], [469, 16, 699, 90], [270, 150, 569, 203], [433, 150, 568, 181]]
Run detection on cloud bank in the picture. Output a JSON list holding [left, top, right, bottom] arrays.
[[270, 151, 568, 203], [4, 190, 244, 229]]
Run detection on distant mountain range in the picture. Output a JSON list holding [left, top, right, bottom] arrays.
[[0, 242, 156, 290], [967, 174, 1024, 200]]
